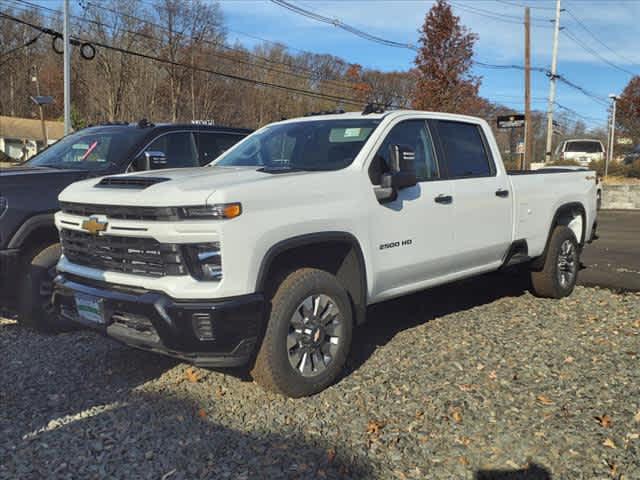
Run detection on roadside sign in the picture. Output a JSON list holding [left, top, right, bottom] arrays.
[[497, 114, 525, 129]]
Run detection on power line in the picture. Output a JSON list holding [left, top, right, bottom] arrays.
[[81, 0, 358, 92], [0, 11, 367, 107], [561, 28, 636, 76], [564, 7, 639, 68], [493, 0, 557, 10], [450, 1, 553, 27], [5, 0, 359, 95], [0, 31, 41, 62], [270, 0, 417, 50]]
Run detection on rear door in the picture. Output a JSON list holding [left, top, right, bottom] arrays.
[[433, 120, 513, 271]]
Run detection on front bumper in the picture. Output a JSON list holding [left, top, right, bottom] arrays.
[[53, 274, 265, 367]]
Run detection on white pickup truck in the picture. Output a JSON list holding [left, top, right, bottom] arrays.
[[53, 110, 598, 397]]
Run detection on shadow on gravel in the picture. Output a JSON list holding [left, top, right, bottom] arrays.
[[347, 268, 530, 374], [476, 463, 552, 479], [0, 331, 177, 441], [1, 390, 372, 479]]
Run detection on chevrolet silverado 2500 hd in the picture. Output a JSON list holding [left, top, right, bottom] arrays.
[[53, 110, 598, 397]]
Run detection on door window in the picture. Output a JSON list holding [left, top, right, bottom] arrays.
[[146, 132, 199, 169], [369, 120, 439, 184], [196, 132, 244, 165], [436, 121, 493, 178]]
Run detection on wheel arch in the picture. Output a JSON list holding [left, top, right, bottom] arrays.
[[255, 232, 368, 325], [531, 202, 586, 270], [7, 213, 58, 251]]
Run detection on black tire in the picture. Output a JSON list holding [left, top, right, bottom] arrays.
[[18, 243, 73, 333], [251, 268, 353, 398], [530, 226, 579, 299]]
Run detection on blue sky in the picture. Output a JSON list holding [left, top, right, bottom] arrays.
[[220, 0, 640, 130]]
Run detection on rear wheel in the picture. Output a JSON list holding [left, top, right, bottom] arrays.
[[530, 226, 579, 299], [251, 268, 353, 398], [18, 243, 73, 333]]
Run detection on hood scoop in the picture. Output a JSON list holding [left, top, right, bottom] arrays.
[[96, 176, 170, 189]]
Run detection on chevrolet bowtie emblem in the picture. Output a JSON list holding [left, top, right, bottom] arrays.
[[82, 215, 108, 235]]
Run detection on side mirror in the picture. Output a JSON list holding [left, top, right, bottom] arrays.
[[140, 150, 168, 170], [375, 144, 417, 202]]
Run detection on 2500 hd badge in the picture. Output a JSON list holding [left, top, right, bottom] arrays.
[[379, 239, 412, 250]]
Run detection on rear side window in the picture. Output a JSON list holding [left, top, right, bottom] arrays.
[[565, 141, 602, 153], [436, 121, 493, 178], [147, 132, 199, 168], [196, 132, 244, 165]]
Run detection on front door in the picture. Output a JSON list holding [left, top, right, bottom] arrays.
[[366, 119, 456, 302]]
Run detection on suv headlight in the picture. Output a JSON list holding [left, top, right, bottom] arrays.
[[179, 203, 241, 219], [184, 242, 222, 281], [0, 196, 7, 218]]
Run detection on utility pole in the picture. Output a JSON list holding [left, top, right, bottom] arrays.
[[63, 0, 71, 135], [545, 0, 562, 163], [606, 94, 618, 178], [524, 7, 532, 170]]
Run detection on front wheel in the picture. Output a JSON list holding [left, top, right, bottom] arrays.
[[251, 268, 353, 398], [530, 226, 580, 299], [18, 243, 73, 333]]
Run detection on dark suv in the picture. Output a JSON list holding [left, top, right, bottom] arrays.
[[0, 120, 250, 331]]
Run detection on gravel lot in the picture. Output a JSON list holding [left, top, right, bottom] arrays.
[[1, 273, 639, 479]]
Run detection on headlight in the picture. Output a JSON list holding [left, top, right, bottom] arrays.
[[0, 196, 7, 217], [179, 203, 242, 219], [185, 242, 222, 281]]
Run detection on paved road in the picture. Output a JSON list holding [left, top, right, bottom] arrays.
[[579, 209, 640, 291]]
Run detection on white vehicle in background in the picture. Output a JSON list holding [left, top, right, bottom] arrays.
[[555, 139, 605, 166], [53, 109, 598, 397]]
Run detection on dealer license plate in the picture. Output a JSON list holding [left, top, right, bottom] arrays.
[[75, 294, 105, 324]]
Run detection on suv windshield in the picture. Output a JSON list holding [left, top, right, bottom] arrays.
[[565, 141, 602, 153], [214, 119, 380, 171], [26, 128, 145, 171]]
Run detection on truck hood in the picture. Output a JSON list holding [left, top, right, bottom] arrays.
[[58, 166, 308, 206]]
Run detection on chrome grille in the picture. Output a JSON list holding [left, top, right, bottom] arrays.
[[60, 229, 187, 277]]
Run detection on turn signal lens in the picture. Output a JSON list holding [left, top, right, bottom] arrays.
[[222, 203, 242, 219], [180, 203, 242, 219]]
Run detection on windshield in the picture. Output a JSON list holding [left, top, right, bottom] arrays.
[[214, 119, 380, 171], [26, 128, 144, 171], [565, 141, 602, 153]]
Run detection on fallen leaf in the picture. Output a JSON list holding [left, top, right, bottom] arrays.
[[215, 385, 226, 399], [635, 410, 640, 423], [197, 408, 207, 419], [366, 420, 384, 436], [537, 395, 554, 406], [451, 409, 463, 423], [595, 414, 613, 428], [488, 370, 497, 381], [458, 384, 474, 392], [458, 456, 469, 466], [326, 448, 336, 464], [185, 368, 200, 383], [564, 356, 574, 363], [602, 438, 616, 449], [415, 410, 424, 419]]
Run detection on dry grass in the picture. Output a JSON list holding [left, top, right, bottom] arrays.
[[603, 176, 640, 185]]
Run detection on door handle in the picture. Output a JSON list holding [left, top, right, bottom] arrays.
[[495, 189, 509, 198], [434, 194, 453, 204]]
